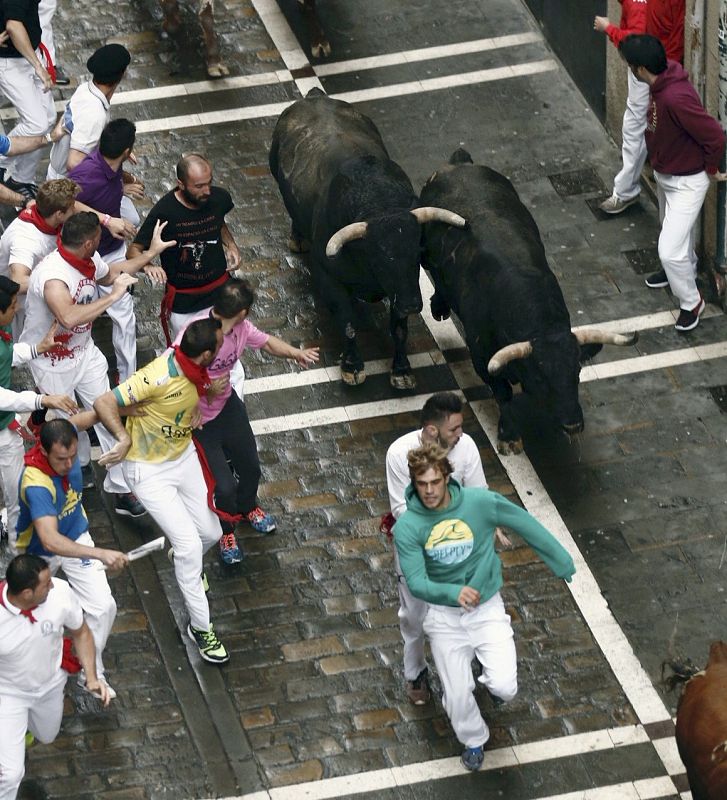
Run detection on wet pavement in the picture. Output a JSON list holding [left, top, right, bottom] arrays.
[[1, 0, 724, 798]]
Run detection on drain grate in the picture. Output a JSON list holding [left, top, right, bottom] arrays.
[[548, 167, 607, 197], [622, 247, 661, 275]]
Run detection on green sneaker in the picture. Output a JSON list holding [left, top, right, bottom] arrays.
[[187, 623, 229, 664]]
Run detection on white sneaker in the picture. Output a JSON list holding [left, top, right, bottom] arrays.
[[599, 194, 638, 214]]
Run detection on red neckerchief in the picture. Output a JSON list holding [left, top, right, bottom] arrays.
[[0, 329, 11, 343], [19, 204, 60, 236], [24, 441, 70, 493], [0, 580, 38, 623], [56, 237, 96, 281], [172, 346, 211, 397]]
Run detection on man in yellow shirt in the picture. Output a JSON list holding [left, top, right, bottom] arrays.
[[93, 317, 230, 664]]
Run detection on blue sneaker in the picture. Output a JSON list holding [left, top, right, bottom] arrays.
[[461, 745, 484, 771], [218, 533, 243, 565], [245, 506, 277, 534]]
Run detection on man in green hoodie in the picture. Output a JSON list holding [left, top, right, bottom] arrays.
[[394, 442, 575, 772]]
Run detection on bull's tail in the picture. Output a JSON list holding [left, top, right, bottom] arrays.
[[449, 148, 473, 165], [661, 658, 701, 692]]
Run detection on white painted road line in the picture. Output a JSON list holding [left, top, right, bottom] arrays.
[[242, 300, 723, 399], [212, 725, 675, 800], [249, 0, 324, 94], [314, 31, 544, 76]]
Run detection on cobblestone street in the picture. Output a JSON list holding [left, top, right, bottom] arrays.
[[1, 0, 724, 798]]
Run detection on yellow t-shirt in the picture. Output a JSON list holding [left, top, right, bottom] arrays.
[[113, 353, 198, 463]]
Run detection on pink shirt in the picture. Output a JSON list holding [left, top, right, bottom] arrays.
[[173, 310, 269, 422]]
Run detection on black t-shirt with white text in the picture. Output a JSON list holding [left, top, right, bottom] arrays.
[[134, 187, 234, 313], [0, 0, 42, 56]]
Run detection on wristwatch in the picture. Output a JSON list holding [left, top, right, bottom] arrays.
[[44, 131, 53, 144]]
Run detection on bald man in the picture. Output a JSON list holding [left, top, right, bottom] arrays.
[[128, 153, 240, 347]]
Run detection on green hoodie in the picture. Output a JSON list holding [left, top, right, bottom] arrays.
[[394, 480, 575, 607]]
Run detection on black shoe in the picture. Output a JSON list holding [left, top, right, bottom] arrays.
[[114, 492, 147, 518], [674, 296, 705, 332], [644, 269, 669, 289], [53, 65, 71, 86], [405, 667, 431, 705], [5, 178, 38, 201]]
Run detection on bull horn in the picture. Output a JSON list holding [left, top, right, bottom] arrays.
[[410, 207, 466, 227], [572, 328, 639, 347], [487, 340, 533, 374], [326, 222, 368, 257]]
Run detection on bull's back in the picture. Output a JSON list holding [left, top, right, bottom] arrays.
[[421, 162, 568, 338], [676, 664, 727, 799], [270, 93, 390, 234]]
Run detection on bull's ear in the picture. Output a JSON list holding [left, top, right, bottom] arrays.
[[578, 343, 602, 363]]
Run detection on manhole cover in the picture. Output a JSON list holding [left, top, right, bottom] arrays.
[[708, 385, 727, 413], [623, 247, 661, 275], [548, 167, 607, 197]]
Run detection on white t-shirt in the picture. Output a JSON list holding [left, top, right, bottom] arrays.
[[0, 217, 58, 314], [386, 428, 487, 519], [48, 81, 110, 178], [0, 578, 83, 698], [21, 249, 109, 371]]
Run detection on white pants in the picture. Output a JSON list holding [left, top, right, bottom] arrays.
[[38, 0, 58, 63], [423, 592, 517, 748], [30, 343, 130, 495], [169, 307, 245, 399], [613, 71, 650, 201], [394, 547, 428, 680], [0, 55, 56, 184], [654, 169, 710, 310], [0, 676, 66, 800], [44, 531, 116, 679], [98, 240, 137, 382], [0, 426, 24, 553], [122, 443, 222, 630]]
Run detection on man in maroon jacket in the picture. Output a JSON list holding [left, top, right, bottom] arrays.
[[621, 34, 726, 332]]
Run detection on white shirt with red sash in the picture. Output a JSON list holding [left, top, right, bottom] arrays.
[[20, 249, 110, 371], [0, 578, 82, 699]]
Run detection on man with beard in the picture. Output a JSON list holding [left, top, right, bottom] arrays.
[[128, 153, 241, 347], [384, 392, 509, 706]]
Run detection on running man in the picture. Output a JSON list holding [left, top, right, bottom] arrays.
[[93, 317, 231, 664], [16, 419, 129, 697], [0, 554, 111, 799], [385, 392, 509, 705], [175, 278, 319, 564], [394, 442, 574, 772]]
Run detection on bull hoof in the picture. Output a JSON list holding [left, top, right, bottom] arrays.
[[497, 438, 523, 456], [341, 368, 366, 386], [311, 41, 332, 58], [207, 61, 230, 78], [390, 371, 416, 390]]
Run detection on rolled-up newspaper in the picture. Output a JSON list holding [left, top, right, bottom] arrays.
[[126, 536, 166, 561]]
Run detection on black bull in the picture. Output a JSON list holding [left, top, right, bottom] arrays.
[[421, 149, 638, 454], [269, 90, 465, 389]]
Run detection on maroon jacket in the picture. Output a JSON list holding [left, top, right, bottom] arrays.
[[645, 61, 725, 176]]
